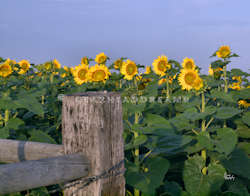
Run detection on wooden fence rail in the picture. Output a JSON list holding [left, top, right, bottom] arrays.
[[0, 139, 63, 163], [0, 153, 90, 195], [0, 91, 125, 196]]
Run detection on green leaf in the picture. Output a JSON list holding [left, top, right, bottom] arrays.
[[13, 93, 44, 115], [224, 179, 250, 196], [213, 107, 242, 119], [0, 97, 19, 110], [6, 118, 25, 130], [219, 149, 250, 180], [146, 114, 174, 131], [0, 127, 9, 139], [129, 157, 170, 194], [168, 114, 190, 131], [182, 96, 201, 108], [183, 106, 217, 121], [147, 134, 192, 154], [231, 69, 249, 77], [235, 124, 250, 138], [206, 90, 235, 103], [163, 181, 189, 196], [230, 88, 250, 100], [242, 112, 250, 126], [128, 102, 146, 116], [140, 73, 157, 79], [28, 129, 56, 144], [144, 80, 159, 91], [198, 127, 237, 155], [183, 156, 225, 196], [131, 124, 153, 134], [124, 134, 147, 150]]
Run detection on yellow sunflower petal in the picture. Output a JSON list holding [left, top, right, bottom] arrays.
[[120, 59, 138, 80], [178, 69, 199, 91], [216, 45, 231, 58], [0, 63, 13, 77], [238, 100, 250, 108], [145, 66, 152, 74], [192, 77, 204, 91], [95, 52, 107, 64], [114, 59, 123, 69], [81, 57, 89, 65], [18, 60, 30, 75], [181, 57, 196, 70], [73, 64, 89, 85], [88, 64, 111, 83], [152, 55, 171, 76]]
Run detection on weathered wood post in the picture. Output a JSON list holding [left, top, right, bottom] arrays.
[[62, 91, 125, 196]]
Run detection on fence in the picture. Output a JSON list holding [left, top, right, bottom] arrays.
[[0, 91, 125, 196]]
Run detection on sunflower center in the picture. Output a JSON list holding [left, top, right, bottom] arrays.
[[157, 60, 166, 71], [126, 64, 136, 75], [22, 63, 28, 70], [78, 69, 87, 80], [185, 73, 196, 85], [93, 70, 106, 80], [1, 66, 10, 73], [138, 83, 146, 90], [117, 61, 122, 67], [221, 49, 229, 57], [186, 62, 192, 69], [99, 57, 105, 63]]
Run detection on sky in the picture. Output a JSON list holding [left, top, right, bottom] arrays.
[[1, 0, 250, 74]]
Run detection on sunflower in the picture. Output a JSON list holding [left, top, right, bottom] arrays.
[[35, 71, 42, 76], [208, 65, 223, 76], [44, 62, 52, 71], [229, 83, 241, 91], [73, 64, 89, 85], [53, 59, 61, 69], [181, 57, 196, 70], [18, 60, 30, 75], [232, 76, 242, 83], [70, 67, 75, 75], [152, 55, 171, 76], [120, 59, 138, 80], [5, 58, 16, 66], [192, 77, 203, 91], [229, 76, 242, 91], [61, 66, 70, 78], [238, 100, 250, 109], [145, 66, 152, 74], [88, 64, 111, 83], [0, 62, 13, 77], [114, 59, 123, 69], [95, 52, 107, 64], [81, 57, 89, 65], [158, 75, 176, 85], [216, 45, 231, 58], [178, 69, 199, 91]]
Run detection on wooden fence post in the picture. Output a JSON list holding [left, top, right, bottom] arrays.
[[62, 91, 125, 196]]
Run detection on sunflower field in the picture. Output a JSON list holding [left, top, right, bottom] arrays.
[[0, 46, 250, 196]]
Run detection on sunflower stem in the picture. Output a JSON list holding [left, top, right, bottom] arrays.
[[166, 74, 170, 98], [4, 90, 9, 127], [134, 111, 140, 196], [223, 59, 228, 127], [201, 92, 206, 174]]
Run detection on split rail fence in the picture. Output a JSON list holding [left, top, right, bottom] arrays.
[[0, 91, 125, 196]]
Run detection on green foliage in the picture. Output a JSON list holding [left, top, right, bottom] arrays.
[[183, 156, 226, 196], [0, 50, 249, 195]]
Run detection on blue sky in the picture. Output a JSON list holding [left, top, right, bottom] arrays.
[[1, 0, 250, 74]]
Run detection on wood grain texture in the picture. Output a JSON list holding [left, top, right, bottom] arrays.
[[62, 91, 125, 196], [0, 153, 90, 195], [0, 139, 63, 163]]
